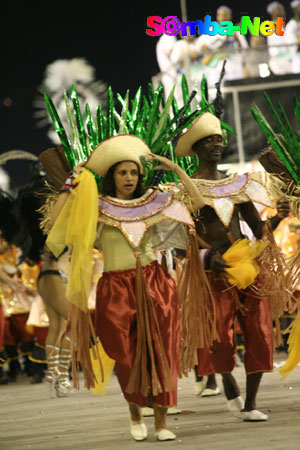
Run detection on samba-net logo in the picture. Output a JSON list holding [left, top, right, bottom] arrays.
[[146, 15, 285, 37]]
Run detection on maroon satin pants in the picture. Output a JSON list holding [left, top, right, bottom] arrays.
[[197, 274, 273, 375], [95, 261, 180, 407]]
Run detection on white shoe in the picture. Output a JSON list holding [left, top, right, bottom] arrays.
[[227, 396, 245, 418], [201, 387, 221, 397], [155, 429, 176, 441], [194, 380, 205, 396], [241, 410, 268, 421], [130, 420, 148, 441], [141, 407, 154, 417]]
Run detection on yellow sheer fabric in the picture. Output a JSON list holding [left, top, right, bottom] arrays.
[[222, 239, 269, 289], [90, 341, 116, 396], [280, 310, 300, 378], [46, 169, 98, 312]]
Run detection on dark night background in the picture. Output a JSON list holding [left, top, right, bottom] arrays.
[[0, 2, 294, 189]]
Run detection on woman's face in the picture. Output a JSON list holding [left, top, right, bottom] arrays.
[[113, 161, 139, 200]]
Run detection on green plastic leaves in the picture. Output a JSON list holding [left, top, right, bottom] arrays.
[[251, 92, 300, 184], [44, 92, 76, 168], [44, 72, 235, 187]]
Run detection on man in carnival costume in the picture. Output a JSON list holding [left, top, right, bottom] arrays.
[[174, 111, 290, 421]]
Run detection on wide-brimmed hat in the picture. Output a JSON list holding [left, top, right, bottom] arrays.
[[174, 112, 222, 157], [85, 134, 151, 177]]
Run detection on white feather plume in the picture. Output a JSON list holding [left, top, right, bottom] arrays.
[[44, 58, 96, 91], [0, 167, 10, 191], [33, 57, 107, 145]]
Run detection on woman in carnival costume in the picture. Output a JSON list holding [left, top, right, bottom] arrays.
[[42, 80, 219, 441]]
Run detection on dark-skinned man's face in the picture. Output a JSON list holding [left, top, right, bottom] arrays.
[[192, 134, 224, 163]]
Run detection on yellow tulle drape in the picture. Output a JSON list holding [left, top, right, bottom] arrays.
[[280, 309, 300, 378], [222, 239, 269, 289], [90, 341, 116, 396], [46, 168, 99, 312]]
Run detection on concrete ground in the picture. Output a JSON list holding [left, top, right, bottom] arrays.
[[0, 352, 299, 450]]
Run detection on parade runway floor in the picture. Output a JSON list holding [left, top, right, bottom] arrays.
[[0, 352, 299, 450]]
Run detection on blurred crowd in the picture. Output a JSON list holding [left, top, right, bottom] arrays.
[[155, 2, 300, 102]]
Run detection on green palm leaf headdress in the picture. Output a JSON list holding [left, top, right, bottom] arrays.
[[43, 73, 235, 188]]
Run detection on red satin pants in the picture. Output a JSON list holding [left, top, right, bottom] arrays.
[[95, 261, 180, 407], [4, 313, 33, 347], [198, 274, 273, 375]]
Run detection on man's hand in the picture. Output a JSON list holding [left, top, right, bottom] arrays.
[[209, 252, 229, 273], [276, 198, 290, 220]]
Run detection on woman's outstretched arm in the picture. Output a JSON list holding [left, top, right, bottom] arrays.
[[149, 153, 205, 212]]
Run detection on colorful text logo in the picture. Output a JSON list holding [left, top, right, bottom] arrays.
[[146, 15, 285, 37]]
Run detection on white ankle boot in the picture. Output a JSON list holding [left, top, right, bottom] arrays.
[[56, 348, 72, 396], [45, 346, 72, 398], [45, 345, 60, 398], [130, 420, 148, 441]]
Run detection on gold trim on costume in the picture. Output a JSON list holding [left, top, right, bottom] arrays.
[[29, 356, 47, 364], [97, 196, 195, 249], [167, 173, 274, 228], [100, 189, 157, 207], [98, 191, 173, 223]]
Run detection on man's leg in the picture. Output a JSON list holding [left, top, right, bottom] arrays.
[[244, 372, 263, 411], [239, 372, 268, 421], [238, 291, 272, 421], [221, 372, 240, 400], [221, 372, 245, 417]]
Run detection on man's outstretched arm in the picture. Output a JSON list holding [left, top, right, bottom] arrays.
[[239, 199, 290, 239]]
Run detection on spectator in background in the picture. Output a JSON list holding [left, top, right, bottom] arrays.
[[195, 6, 248, 87], [285, 0, 300, 73], [243, 36, 270, 78], [266, 2, 292, 75], [169, 32, 201, 107], [155, 34, 178, 100]]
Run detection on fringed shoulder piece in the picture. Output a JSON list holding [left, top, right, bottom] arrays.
[[37, 181, 60, 234], [159, 182, 195, 213]]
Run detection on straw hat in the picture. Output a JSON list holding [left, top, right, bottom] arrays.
[[85, 134, 151, 177], [174, 112, 222, 157]]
